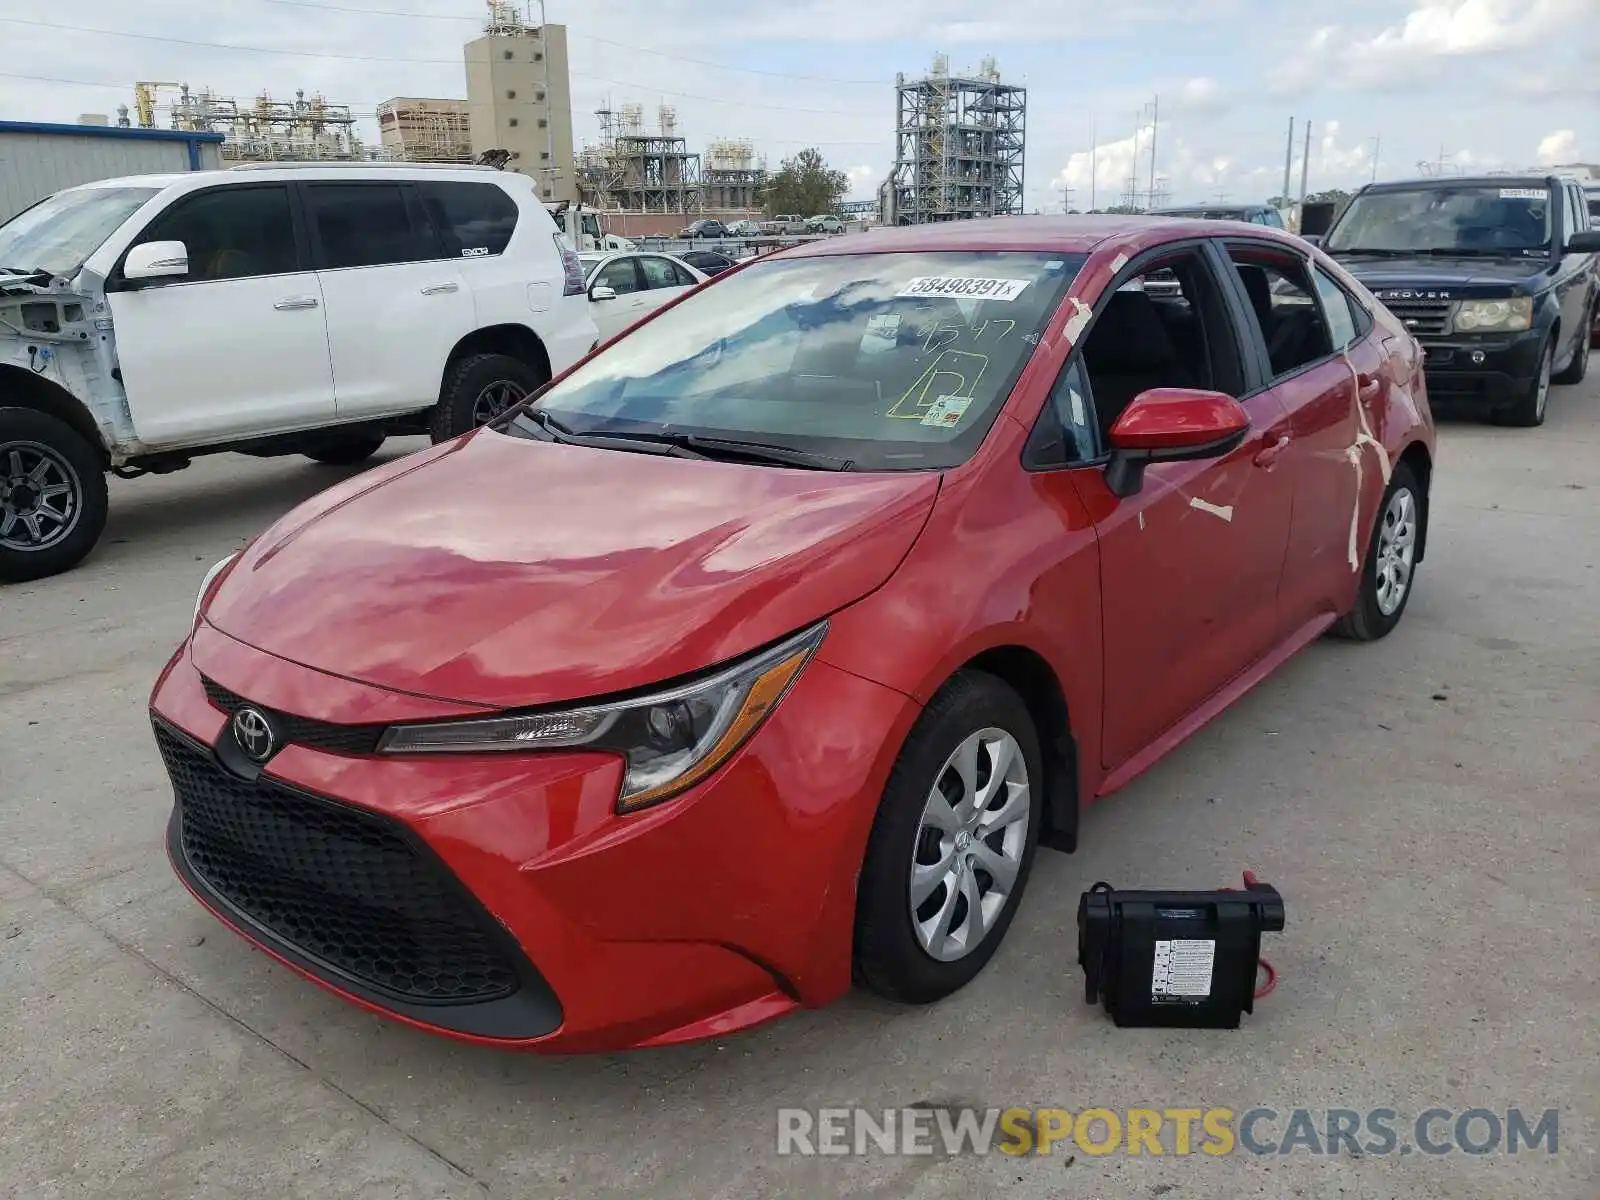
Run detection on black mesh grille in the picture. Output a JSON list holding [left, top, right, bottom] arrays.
[[201, 677, 385, 755], [157, 723, 521, 1005]]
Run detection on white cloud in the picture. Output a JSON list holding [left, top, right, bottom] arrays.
[[1535, 130, 1579, 164]]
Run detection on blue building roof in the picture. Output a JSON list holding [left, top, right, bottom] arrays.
[[0, 120, 225, 144]]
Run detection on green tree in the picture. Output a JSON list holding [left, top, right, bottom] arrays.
[[763, 148, 850, 218]]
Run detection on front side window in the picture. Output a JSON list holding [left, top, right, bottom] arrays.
[[581, 214, 603, 240], [1227, 247, 1335, 378], [518, 251, 1085, 471], [136, 186, 297, 281], [1326, 185, 1553, 256], [417, 181, 518, 257], [0, 186, 158, 278], [308, 184, 437, 270]]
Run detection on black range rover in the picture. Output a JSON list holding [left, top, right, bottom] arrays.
[[1311, 174, 1600, 426]]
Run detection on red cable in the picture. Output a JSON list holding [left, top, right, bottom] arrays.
[[1228, 871, 1276, 1000]]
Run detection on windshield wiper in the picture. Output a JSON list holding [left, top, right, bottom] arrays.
[[674, 434, 854, 471], [521, 410, 707, 458], [1326, 247, 1414, 256]]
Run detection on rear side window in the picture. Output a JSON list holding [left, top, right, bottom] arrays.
[[307, 184, 437, 270], [418, 181, 519, 258], [594, 258, 640, 295], [136, 185, 297, 281]]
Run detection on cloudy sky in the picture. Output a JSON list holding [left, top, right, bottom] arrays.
[[1, 0, 1596, 209]]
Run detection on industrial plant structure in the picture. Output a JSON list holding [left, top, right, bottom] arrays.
[[464, 2, 576, 201], [575, 105, 765, 216], [376, 97, 473, 165], [131, 83, 365, 162], [887, 55, 1026, 224]]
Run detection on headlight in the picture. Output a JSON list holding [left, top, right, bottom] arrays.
[[192, 553, 239, 628], [1452, 297, 1533, 333], [379, 622, 828, 813]]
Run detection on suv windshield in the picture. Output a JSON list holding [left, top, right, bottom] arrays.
[[512, 250, 1084, 470], [0, 186, 159, 278], [1326, 184, 1554, 256]]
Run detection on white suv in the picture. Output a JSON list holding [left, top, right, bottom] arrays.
[[0, 162, 599, 582]]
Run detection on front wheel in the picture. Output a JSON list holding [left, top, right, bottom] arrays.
[[1552, 312, 1591, 385], [1491, 336, 1553, 427], [853, 671, 1043, 1004], [0, 406, 109, 584], [430, 353, 548, 443], [1329, 460, 1423, 641]]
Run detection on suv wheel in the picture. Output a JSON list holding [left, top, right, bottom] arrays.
[[0, 407, 109, 584], [431, 353, 548, 443], [853, 670, 1043, 1004], [1552, 314, 1591, 385], [303, 433, 386, 466], [1492, 335, 1553, 427]]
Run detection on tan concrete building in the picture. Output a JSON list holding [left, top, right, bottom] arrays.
[[465, 20, 576, 203], [375, 97, 473, 164]]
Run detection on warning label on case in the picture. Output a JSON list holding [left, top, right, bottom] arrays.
[[897, 276, 1031, 301], [1152, 938, 1216, 999]]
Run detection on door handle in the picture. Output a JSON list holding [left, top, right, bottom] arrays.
[[1253, 434, 1291, 468], [1358, 375, 1381, 400], [420, 282, 460, 295], [273, 296, 319, 311]]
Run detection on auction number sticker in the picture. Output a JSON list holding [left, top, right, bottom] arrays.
[[1499, 188, 1546, 200], [897, 276, 1031, 301]]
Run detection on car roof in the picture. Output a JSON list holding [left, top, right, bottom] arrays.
[[63, 164, 522, 194], [771, 214, 1294, 260]]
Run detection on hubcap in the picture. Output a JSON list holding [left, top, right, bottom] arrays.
[[909, 727, 1031, 962], [469, 380, 527, 426], [1374, 486, 1418, 616], [0, 442, 82, 553]]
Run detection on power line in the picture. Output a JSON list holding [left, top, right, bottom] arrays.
[[0, 17, 868, 115], [254, 0, 886, 84]]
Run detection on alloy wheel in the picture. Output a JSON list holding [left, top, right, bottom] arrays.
[[1534, 343, 1552, 421], [0, 441, 82, 553], [470, 380, 528, 426], [908, 727, 1031, 962], [1374, 486, 1418, 616]]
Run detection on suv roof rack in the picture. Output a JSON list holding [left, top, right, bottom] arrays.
[[225, 161, 500, 172]]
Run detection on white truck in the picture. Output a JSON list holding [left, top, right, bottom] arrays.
[[546, 202, 634, 252], [0, 162, 599, 582]]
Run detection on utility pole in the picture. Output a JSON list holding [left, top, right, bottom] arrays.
[[1089, 116, 1097, 210], [1062, 182, 1075, 213], [1298, 120, 1312, 206], [1148, 94, 1159, 211], [1281, 116, 1295, 206], [1369, 135, 1380, 184]]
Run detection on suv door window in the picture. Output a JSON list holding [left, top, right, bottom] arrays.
[[416, 181, 519, 258], [134, 185, 298, 281], [307, 183, 437, 270], [594, 257, 640, 294], [1224, 246, 1335, 379]]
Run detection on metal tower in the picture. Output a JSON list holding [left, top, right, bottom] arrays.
[[889, 55, 1026, 225]]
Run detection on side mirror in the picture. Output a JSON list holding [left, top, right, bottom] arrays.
[[1104, 388, 1252, 498], [590, 284, 617, 301], [1565, 231, 1600, 254], [123, 240, 189, 283]]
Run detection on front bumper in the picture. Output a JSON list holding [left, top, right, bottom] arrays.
[[151, 623, 917, 1053], [1418, 325, 1547, 407]]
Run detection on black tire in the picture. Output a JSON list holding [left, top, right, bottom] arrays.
[[1329, 460, 1423, 642], [1552, 313, 1591, 385], [1491, 335, 1553, 427], [853, 670, 1044, 1004], [430, 352, 548, 443], [0, 406, 109, 584], [302, 433, 386, 466]]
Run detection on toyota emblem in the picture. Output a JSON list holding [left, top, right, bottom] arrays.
[[231, 706, 277, 763]]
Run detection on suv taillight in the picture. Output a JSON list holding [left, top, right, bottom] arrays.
[[555, 235, 585, 296]]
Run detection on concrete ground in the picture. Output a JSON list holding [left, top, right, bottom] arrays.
[[2, 374, 1596, 1200]]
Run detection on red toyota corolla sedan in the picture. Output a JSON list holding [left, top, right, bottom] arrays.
[[152, 216, 1435, 1053]]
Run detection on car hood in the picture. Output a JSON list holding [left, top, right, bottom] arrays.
[[204, 430, 939, 709], [1329, 253, 1553, 296]]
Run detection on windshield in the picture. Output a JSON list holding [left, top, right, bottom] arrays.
[[512, 250, 1083, 471], [0, 186, 158, 278], [1326, 185, 1554, 256]]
